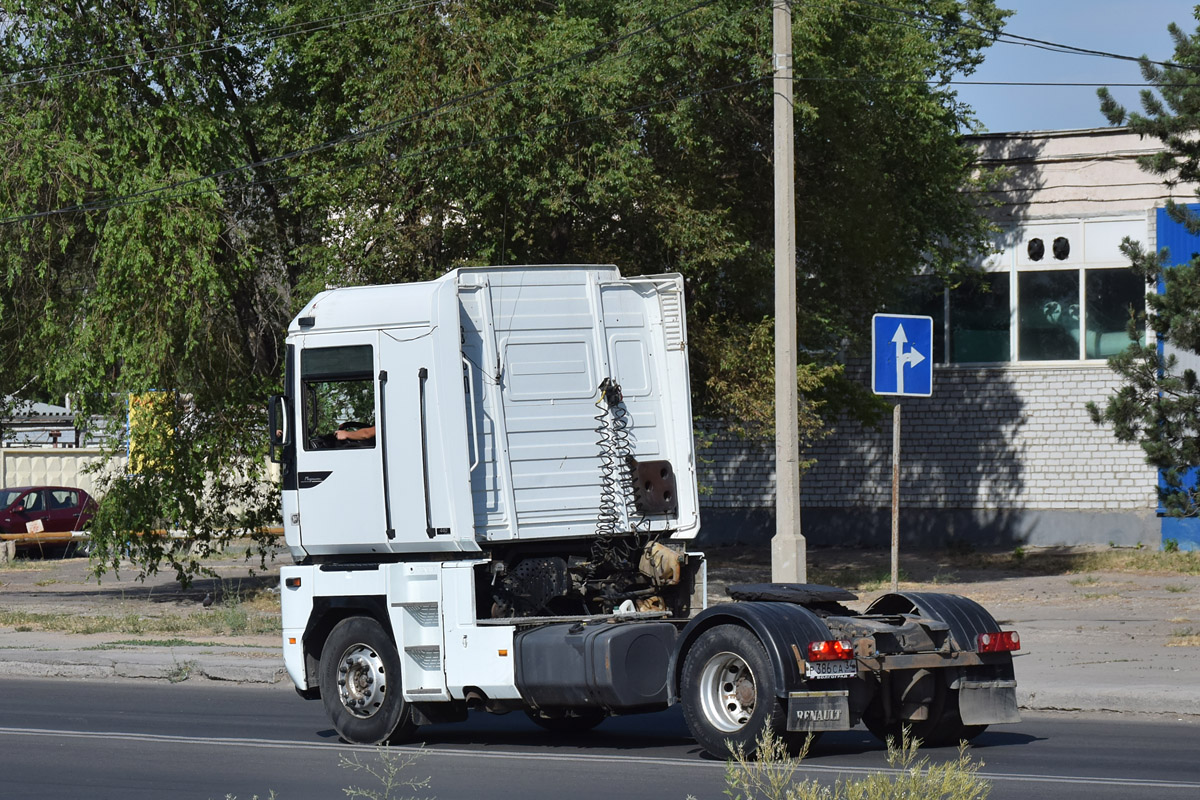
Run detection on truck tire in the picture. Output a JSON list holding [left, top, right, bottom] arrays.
[[862, 675, 982, 747], [936, 689, 987, 745], [679, 624, 786, 759], [320, 616, 417, 745], [525, 709, 607, 733]]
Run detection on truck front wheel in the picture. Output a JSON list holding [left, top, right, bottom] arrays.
[[320, 616, 417, 745], [680, 625, 786, 759]]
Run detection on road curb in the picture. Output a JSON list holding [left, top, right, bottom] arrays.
[[1018, 686, 1200, 717], [0, 649, 287, 685]]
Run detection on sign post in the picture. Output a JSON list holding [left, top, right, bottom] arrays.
[[871, 314, 934, 592]]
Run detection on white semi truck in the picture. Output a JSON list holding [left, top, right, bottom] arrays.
[[269, 264, 1019, 758]]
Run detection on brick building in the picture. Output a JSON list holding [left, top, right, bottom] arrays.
[[699, 127, 1198, 550]]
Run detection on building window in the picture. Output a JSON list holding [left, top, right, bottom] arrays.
[[1086, 269, 1146, 358], [950, 272, 1010, 363], [1018, 270, 1080, 361]]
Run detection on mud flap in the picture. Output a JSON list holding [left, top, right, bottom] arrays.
[[958, 679, 1020, 725], [787, 690, 851, 731]]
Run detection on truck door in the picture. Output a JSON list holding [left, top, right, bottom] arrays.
[[293, 336, 390, 553]]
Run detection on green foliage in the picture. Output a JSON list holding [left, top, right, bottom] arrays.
[[722, 727, 991, 800], [166, 658, 201, 683], [0, 1, 1007, 584], [340, 748, 433, 800], [1090, 15, 1200, 518]]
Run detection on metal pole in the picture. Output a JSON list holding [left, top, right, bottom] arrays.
[[771, 0, 805, 583], [891, 402, 901, 592]]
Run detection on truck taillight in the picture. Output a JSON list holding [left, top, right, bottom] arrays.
[[807, 639, 855, 662], [977, 631, 1020, 653]]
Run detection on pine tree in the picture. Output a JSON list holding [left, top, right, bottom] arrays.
[[1091, 17, 1200, 517]]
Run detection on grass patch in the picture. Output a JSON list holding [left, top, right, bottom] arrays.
[[1169, 627, 1200, 647], [944, 547, 1200, 577], [165, 659, 200, 683], [83, 638, 261, 649], [0, 558, 51, 572], [0, 607, 279, 636], [929, 570, 959, 585], [1166, 584, 1191, 593], [808, 566, 909, 591], [1069, 575, 1100, 586], [1081, 592, 1122, 600], [34, 578, 59, 587]]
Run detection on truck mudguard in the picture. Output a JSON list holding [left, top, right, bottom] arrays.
[[865, 591, 1002, 652], [668, 601, 833, 705]]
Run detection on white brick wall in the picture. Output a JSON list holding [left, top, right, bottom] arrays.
[[698, 364, 1157, 513]]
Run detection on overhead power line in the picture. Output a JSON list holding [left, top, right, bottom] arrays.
[[846, 0, 1200, 75]]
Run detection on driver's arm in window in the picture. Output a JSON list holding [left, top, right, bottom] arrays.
[[336, 426, 376, 441]]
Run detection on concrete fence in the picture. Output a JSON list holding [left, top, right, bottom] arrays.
[[0, 448, 108, 495]]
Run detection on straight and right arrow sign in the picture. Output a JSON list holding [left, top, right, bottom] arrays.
[[872, 314, 933, 397]]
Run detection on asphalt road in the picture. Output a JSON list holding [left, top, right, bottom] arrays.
[[2, 678, 1198, 800]]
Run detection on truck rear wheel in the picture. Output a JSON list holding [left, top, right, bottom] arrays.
[[862, 674, 984, 747], [320, 616, 417, 745], [680, 625, 786, 759]]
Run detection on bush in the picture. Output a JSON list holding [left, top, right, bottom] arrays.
[[717, 728, 991, 800]]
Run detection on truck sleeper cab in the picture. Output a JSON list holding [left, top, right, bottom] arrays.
[[271, 265, 1019, 758]]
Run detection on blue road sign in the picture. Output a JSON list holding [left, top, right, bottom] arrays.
[[872, 314, 933, 397]]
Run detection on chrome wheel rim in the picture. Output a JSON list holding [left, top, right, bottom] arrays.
[[698, 651, 756, 733], [336, 643, 388, 719]]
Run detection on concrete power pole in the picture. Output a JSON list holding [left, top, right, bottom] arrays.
[[771, 0, 806, 582]]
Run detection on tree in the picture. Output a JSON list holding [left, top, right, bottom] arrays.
[[0, 0, 1008, 584], [1091, 16, 1200, 518]]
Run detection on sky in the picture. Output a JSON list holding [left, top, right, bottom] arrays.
[[955, 1, 1199, 133]]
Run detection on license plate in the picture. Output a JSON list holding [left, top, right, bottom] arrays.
[[805, 660, 856, 679]]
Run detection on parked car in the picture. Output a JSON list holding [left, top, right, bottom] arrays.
[[0, 486, 97, 542]]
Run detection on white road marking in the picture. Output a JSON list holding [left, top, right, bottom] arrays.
[[1, 727, 1197, 791]]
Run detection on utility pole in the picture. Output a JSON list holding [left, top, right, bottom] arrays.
[[771, 0, 805, 583]]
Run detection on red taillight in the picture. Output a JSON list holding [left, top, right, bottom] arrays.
[[807, 639, 855, 662], [977, 631, 1020, 653]]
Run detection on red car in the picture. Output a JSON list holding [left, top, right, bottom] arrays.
[[0, 486, 96, 542]]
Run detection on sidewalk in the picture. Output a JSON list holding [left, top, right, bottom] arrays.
[[0, 630, 286, 685], [1, 598, 1197, 717]]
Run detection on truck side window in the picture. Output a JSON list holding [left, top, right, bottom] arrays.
[[301, 344, 376, 451]]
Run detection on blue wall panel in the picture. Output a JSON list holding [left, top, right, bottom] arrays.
[[1155, 207, 1200, 550]]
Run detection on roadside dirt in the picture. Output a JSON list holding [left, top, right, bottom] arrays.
[[1, 543, 1197, 644]]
